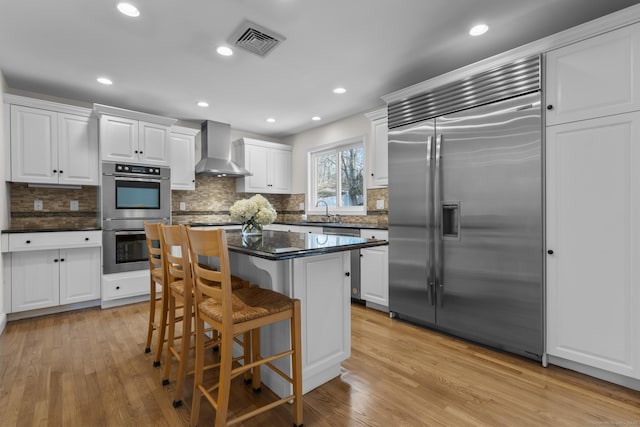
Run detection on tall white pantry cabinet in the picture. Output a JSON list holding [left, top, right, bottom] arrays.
[[545, 21, 640, 381]]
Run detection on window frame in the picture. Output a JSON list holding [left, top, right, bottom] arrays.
[[307, 136, 367, 216]]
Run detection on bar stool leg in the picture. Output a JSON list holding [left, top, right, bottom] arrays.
[[172, 295, 192, 407], [292, 300, 303, 427], [145, 279, 156, 353], [153, 287, 169, 367], [214, 332, 234, 427], [190, 315, 205, 427], [163, 292, 177, 384], [251, 328, 262, 392]]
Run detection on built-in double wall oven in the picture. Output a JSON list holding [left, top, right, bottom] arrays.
[[102, 162, 171, 274]]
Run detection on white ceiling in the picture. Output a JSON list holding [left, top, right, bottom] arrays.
[[1, 0, 638, 138]]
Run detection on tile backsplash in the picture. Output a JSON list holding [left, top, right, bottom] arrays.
[[171, 175, 388, 226], [8, 176, 388, 230], [9, 183, 98, 230]]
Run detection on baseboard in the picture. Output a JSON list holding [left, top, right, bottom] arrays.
[[100, 294, 150, 309], [7, 300, 101, 321], [0, 312, 7, 336], [548, 355, 640, 391]]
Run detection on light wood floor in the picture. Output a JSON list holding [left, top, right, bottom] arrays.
[[1, 302, 639, 426]]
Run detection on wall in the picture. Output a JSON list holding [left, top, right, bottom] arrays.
[[0, 70, 7, 333], [283, 110, 388, 226]]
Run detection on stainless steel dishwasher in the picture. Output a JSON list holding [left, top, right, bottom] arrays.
[[323, 226, 362, 302]]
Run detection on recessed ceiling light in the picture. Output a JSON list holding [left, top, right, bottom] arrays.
[[266, 118, 276, 123], [97, 77, 113, 85], [469, 24, 489, 36], [197, 101, 209, 107], [333, 87, 347, 94], [312, 116, 321, 121], [117, 2, 140, 17], [216, 46, 234, 56]]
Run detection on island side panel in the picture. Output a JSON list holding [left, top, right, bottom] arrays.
[[293, 251, 351, 394], [228, 251, 351, 397]]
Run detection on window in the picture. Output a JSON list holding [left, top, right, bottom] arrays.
[[308, 137, 365, 214]]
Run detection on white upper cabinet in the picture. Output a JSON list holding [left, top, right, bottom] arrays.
[[546, 21, 640, 126], [57, 113, 99, 185], [365, 108, 388, 187], [233, 138, 292, 194], [139, 121, 170, 164], [170, 126, 198, 190], [99, 115, 170, 165], [99, 115, 138, 161], [7, 96, 98, 185], [94, 104, 176, 166]]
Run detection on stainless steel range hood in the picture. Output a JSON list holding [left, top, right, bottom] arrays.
[[195, 120, 251, 177]]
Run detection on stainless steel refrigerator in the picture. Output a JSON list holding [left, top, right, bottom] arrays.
[[388, 87, 543, 361]]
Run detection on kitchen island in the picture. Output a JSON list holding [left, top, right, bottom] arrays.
[[204, 228, 388, 398]]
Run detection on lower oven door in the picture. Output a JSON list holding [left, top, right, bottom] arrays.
[[103, 229, 149, 274]]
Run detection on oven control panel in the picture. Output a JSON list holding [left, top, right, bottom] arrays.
[[115, 163, 161, 175]]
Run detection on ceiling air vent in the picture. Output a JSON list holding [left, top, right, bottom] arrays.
[[230, 20, 285, 58]]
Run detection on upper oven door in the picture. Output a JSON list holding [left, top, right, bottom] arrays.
[[102, 172, 170, 220]]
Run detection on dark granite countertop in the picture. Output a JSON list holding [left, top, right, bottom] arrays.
[[279, 221, 387, 230], [181, 221, 387, 230], [226, 230, 388, 261], [1, 227, 102, 234]]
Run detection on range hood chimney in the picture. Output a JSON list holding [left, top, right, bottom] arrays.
[[195, 120, 251, 177]]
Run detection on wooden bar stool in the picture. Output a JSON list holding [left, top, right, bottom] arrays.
[[186, 227, 303, 427], [161, 225, 251, 408], [143, 221, 168, 366]]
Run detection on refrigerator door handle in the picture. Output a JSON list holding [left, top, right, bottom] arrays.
[[434, 134, 444, 308], [426, 135, 435, 305]]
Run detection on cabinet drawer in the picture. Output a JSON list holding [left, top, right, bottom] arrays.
[[360, 229, 388, 241], [102, 270, 150, 300], [8, 230, 102, 252]]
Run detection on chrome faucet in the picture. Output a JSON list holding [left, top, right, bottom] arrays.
[[316, 200, 330, 220]]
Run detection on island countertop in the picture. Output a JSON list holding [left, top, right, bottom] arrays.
[[226, 229, 387, 261]]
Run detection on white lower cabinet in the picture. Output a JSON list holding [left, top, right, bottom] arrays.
[[11, 247, 101, 312], [59, 248, 101, 304], [360, 230, 389, 310], [546, 111, 640, 379], [102, 270, 150, 302]]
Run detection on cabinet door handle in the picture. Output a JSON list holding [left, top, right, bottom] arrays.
[[547, 105, 554, 110], [139, 151, 143, 154], [116, 286, 120, 290], [547, 249, 554, 255], [59, 170, 63, 174], [26, 240, 31, 244], [85, 237, 90, 241], [134, 150, 138, 154], [345, 272, 350, 277], [54, 259, 59, 262], [60, 258, 65, 262], [53, 169, 57, 173]]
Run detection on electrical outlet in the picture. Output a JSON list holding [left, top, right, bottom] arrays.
[[70, 200, 79, 211], [179, 202, 186, 211], [376, 199, 385, 209], [298, 203, 305, 211], [34, 200, 43, 211]]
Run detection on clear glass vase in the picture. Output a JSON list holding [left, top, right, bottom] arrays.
[[241, 222, 263, 235]]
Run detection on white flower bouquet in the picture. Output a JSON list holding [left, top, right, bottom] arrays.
[[229, 194, 277, 234]]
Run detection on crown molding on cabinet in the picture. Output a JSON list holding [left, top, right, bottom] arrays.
[[93, 103, 177, 127], [382, 3, 640, 104], [4, 94, 93, 117]]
